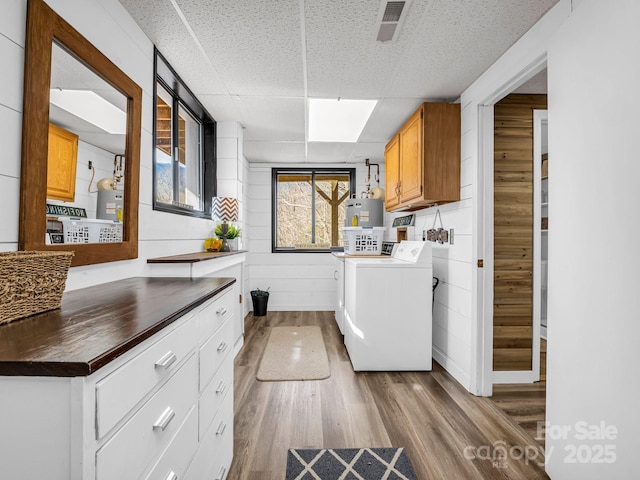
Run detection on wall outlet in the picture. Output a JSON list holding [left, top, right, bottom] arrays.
[[450, 228, 455, 245], [88, 160, 93, 170]]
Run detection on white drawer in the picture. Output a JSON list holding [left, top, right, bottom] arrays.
[[95, 315, 198, 439], [199, 356, 233, 440], [199, 317, 233, 390], [197, 289, 233, 342], [185, 396, 234, 480], [96, 354, 198, 480], [142, 406, 198, 480]]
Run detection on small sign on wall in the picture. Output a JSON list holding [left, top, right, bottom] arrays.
[[392, 214, 415, 227], [46, 204, 87, 218]]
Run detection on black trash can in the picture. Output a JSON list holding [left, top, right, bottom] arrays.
[[251, 289, 270, 316]]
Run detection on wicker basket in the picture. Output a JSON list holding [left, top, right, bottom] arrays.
[[0, 251, 74, 325]]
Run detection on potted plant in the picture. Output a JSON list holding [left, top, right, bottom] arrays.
[[214, 223, 241, 251], [250, 287, 270, 316]]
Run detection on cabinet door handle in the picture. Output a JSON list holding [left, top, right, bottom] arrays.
[[153, 407, 175, 431], [216, 307, 228, 316], [155, 351, 177, 370], [217, 342, 228, 353], [216, 421, 227, 436], [215, 466, 227, 480], [216, 381, 227, 395], [334, 270, 338, 280], [164, 471, 178, 480]]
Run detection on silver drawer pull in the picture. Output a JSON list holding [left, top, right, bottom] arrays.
[[217, 342, 228, 353], [164, 471, 178, 480], [216, 307, 228, 316], [155, 351, 177, 370], [215, 381, 227, 395], [153, 407, 175, 431], [215, 421, 227, 436], [215, 466, 227, 480]]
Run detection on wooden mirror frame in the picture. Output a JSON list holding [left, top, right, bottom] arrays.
[[19, 0, 141, 267]]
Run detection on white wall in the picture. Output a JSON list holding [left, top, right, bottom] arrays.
[[458, 0, 572, 394], [384, 179, 474, 390], [1, 1, 247, 298], [546, 0, 640, 477], [247, 163, 382, 311]]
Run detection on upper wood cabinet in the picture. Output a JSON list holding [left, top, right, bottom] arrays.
[[47, 123, 78, 202], [384, 134, 400, 210], [384, 102, 461, 211]]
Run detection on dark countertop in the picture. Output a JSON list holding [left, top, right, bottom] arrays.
[[147, 250, 247, 264], [0, 277, 235, 377]]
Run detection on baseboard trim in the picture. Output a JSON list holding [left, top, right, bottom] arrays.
[[432, 346, 471, 392]]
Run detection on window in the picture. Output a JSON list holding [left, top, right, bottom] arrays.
[[272, 168, 355, 252], [153, 48, 216, 217]]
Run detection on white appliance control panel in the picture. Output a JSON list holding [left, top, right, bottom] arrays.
[[392, 241, 432, 264]]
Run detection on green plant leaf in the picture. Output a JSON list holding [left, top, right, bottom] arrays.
[[214, 223, 241, 239]]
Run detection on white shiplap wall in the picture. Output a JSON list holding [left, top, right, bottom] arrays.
[[247, 163, 383, 311], [384, 171, 474, 389], [47, 141, 119, 219], [1, 1, 248, 299]]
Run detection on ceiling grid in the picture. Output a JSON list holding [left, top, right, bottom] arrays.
[[119, 0, 558, 163]]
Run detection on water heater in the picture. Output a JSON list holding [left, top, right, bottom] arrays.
[[97, 189, 124, 221], [344, 198, 384, 227]]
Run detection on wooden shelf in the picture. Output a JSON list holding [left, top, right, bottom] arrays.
[[147, 250, 247, 264]]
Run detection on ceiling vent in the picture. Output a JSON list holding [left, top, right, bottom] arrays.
[[376, 1, 410, 43]]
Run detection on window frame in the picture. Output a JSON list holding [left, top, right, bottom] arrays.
[[152, 47, 216, 218], [271, 167, 356, 253]]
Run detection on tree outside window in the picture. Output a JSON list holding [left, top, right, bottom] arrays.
[[272, 168, 355, 252]]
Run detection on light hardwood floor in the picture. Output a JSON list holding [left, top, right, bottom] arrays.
[[228, 312, 550, 479], [491, 339, 547, 446]]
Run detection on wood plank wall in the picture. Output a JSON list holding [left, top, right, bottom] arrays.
[[493, 94, 547, 371]]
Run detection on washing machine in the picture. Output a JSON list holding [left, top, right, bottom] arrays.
[[343, 241, 432, 371]]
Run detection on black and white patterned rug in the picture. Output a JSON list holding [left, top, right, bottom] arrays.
[[285, 447, 418, 480]]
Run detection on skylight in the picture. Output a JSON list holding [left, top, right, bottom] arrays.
[[308, 98, 377, 143], [49, 89, 126, 134]]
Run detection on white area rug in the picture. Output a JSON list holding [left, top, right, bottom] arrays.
[[257, 326, 330, 381]]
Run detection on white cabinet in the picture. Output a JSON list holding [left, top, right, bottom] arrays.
[[0, 283, 235, 480]]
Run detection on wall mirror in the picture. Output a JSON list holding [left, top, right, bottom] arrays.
[[20, 0, 141, 266]]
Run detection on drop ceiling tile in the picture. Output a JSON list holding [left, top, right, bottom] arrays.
[[175, 0, 304, 97], [304, 0, 431, 98], [196, 94, 242, 122], [306, 142, 356, 164], [244, 141, 306, 163], [235, 96, 305, 142], [387, 0, 559, 97], [119, 0, 228, 94]]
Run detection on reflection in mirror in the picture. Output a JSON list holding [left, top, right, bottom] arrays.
[[20, 0, 141, 266], [46, 42, 128, 245]]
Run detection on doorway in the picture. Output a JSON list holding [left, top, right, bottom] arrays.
[[492, 93, 547, 384]]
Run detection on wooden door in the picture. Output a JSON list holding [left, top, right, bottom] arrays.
[[47, 123, 78, 202], [399, 107, 423, 203], [384, 134, 400, 209]]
